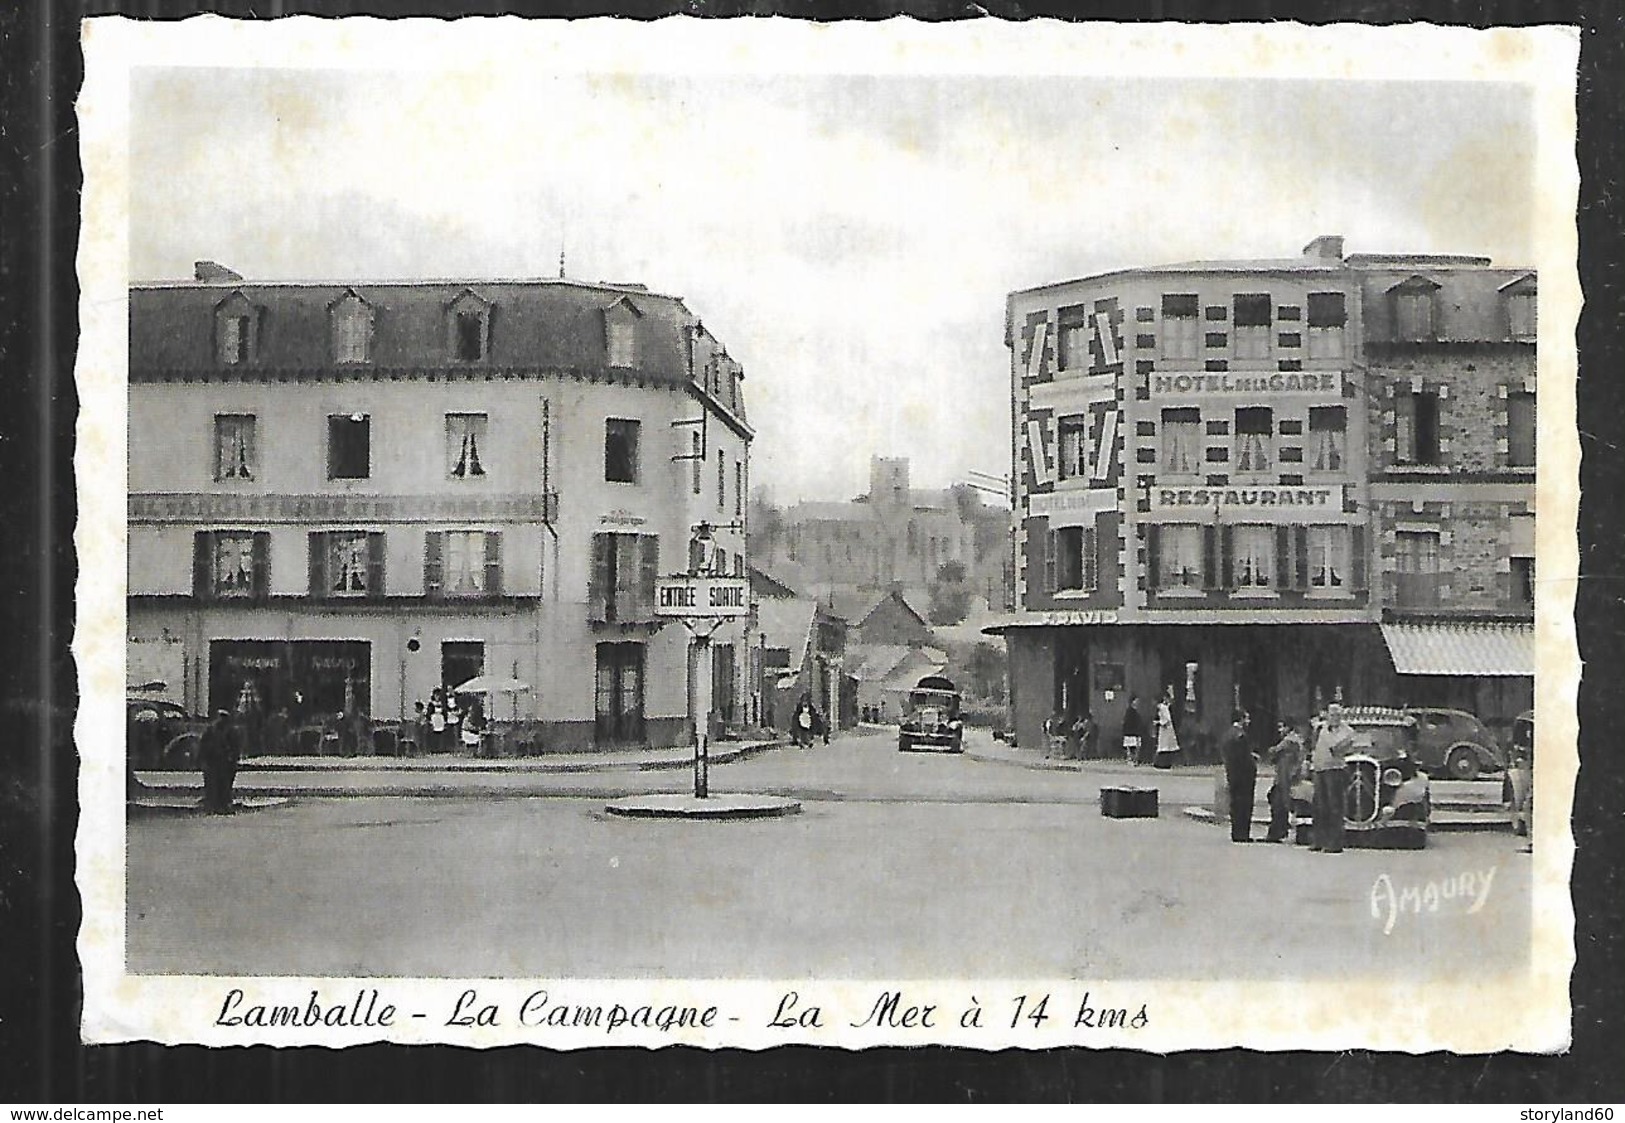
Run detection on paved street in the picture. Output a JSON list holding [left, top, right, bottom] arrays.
[[128, 728, 1532, 980]]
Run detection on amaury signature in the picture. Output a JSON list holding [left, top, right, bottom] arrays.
[[1369, 867, 1496, 936]]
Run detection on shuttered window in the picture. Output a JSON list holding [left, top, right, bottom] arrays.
[[588, 533, 660, 623], [193, 530, 269, 601], [425, 531, 502, 597]]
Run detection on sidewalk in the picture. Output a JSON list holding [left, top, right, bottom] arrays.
[[129, 738, 781, 805]]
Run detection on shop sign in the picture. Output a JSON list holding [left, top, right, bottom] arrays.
[[1150, 485, 1344, 512], [1150, 371, 1342, 396], [1028, 488, 1116, 524]]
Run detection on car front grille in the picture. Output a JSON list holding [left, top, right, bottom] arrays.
[[1345, 759, 1380, 824]]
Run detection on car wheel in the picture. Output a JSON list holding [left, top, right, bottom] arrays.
[[162, 731, 201, 769], [1446, 746, 1481, 781], [898, 736, 911, 752]]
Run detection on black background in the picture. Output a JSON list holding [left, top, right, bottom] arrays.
[[2, 0, 1621, 1103]]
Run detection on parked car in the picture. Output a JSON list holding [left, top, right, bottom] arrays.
[[1506, 709, 1534, 836], [127, 695, 203, 769], [1292, 707, 1431, 849], [898, 676, 964, 753], [1403, 707, 1508, 780]]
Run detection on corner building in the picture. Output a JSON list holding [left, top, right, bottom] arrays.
[[1000, 236, 1534, 759], [128, 269, 753, 751]]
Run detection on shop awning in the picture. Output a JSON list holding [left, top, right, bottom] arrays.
[[1379, 622, 1534, 677]]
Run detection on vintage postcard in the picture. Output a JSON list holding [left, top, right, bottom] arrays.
[[76, 16, 1579, 1051]]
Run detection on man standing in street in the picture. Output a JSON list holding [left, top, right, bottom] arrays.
[[1311, 703, 1355, 853], [1264, 716, 1306, 843], [198, 709, 239, 814], [1220, 709, 1257, 843]]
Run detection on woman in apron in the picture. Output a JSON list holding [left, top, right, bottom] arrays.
[[1153, 686, 1181, 769]]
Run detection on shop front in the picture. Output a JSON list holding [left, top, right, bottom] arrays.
[[208, 639, 372, 721]]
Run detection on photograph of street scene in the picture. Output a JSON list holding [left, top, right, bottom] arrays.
[[111, 26, 1560, 1000]]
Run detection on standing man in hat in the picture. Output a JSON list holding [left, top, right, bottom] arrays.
[[1310, 703, 1355, 853], [198, 709, 240, 814]]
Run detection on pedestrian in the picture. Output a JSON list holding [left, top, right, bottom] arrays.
[[1153, 686, 1181, 769], [411, 700, 427, 757], [1045, 707, 1068, 759], [235, 678, 262, 757], [263, 705, 289, 759], [1121, 694, 1146, 765], [445, 692, 462, 753], [1310, 702, 1356, 853], [1220, 708, 1258, 842], [1070, 709, 1097, 760], [461, 702, 484, 756], [1264, 716, 1306, 843], [428, 691, 447, 753], [793, 697, 816, 748], [815, 704, 830, 745], [197, 709, 239, 814]]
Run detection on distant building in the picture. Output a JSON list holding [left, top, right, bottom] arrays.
[[770, 456, 1010, 612], [128, 266, 754, 751], [995, 236, 1533, 758]]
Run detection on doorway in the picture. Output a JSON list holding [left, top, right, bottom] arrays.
[[595, 641, 646, 745]]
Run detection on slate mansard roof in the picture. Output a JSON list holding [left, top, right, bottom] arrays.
[[128, 276, 744, 406]]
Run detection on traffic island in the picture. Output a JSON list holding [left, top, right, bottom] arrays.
[[604, 793, 801, 820]]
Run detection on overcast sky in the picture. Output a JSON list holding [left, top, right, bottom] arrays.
[[129, 59, 1536, 505]]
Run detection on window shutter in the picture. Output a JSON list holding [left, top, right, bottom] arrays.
[[1220, 525, 1235, 590], [1083, 527, 1098, 593], [308, 532, 327, 599], [424, 531, 444, 597], [1145, 525, 1161, 591], [638, 535, 660, 620], [1275, 526, 1292, 590], [484, 531, 503, 596], [1351, 526, 1368, 592], [1202, 525, 1217, 590], [251, 532, 271, 600], [366, 532, 387, 600], [587, 533, 610, 622], [1042, 529, 1056, 596], [193, 532, 214, 600], [1294, 526, 1310, 591]]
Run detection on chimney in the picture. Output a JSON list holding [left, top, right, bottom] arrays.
[[194, 260, 243, 282], [1301, 235, 1345, 262]]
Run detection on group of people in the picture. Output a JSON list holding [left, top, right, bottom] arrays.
[[1220, 702, 1357, 851], [414, 687, 486, 755], [790, 696, 829, 748], [1050, 689, 1179, 767]]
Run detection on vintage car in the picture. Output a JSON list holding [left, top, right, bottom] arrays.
[[1506, 709, 1535, 836], [1292, 707, 1431, 849], [127, 694, 202, 769], [898, 675, 964, 753], [1403, 706, 1507, 780]]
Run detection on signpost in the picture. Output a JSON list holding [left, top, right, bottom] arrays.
[[655, 523, 750, 799]]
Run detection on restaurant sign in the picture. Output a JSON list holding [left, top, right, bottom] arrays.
[[1150, 485, 1345, 513]]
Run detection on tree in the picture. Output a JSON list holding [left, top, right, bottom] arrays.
[[927, 560, 971, 625]]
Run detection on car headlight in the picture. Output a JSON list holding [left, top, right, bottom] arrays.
[[1380, 805, 1395, 819], [1382, 768, 1403, 786]]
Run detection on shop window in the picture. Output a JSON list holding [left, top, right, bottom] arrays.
[[1306, 292, 1346, 359], [424, 530, 502, 597], [1160, 407, 1200, 475], [1234, 407, 1274, 474], [330, 290, 374, 364], [588, 532, 660, 623], [1233, 294, 1272, 359], [327, 414, 371, 480], [214, 414, 257, 481], [193, 530, 268, 600], [1394, 531, 1441, 607], [605, 418, 640, 483], [1306, 525, 1348, 592], [1229, 525, 1275, 591], [1050, 525, 1097, 593], [1160, 294, 1199, 360], [309, 530, 385, 599], [1308, 406, 1346, 472], [1395, 389, 1442, 465], [446, 413, 488, 479], [1507, 392, 1536, 467], [1057, 414, 1088, 480]]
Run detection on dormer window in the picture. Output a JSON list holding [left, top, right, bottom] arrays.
[[446, 290, 492, 362], [330, 289, 375, 364], [214, 291, 261, 366], [1390, 276, 1441, 342], [604, 297, 643, 368], [1502, 274, 1537, 341]]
